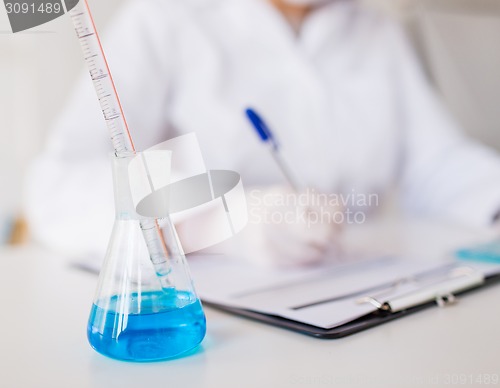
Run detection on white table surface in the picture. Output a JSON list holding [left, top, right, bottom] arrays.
[[1, 218, 500, 388]]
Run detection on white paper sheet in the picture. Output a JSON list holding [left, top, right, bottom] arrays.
[[188, 255, 500, 329]]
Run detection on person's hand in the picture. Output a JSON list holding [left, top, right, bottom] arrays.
[[226, 185, 343, 267]]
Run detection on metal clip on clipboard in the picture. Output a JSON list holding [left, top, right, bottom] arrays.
[[356, 267, 485, 313]]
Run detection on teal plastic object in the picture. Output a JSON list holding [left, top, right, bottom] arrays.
[[455, 240, 500, 264]]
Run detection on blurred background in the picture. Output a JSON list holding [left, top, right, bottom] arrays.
[[1, 0, 500, 245]]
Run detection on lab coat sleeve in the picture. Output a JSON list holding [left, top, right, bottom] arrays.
[[25, 0, 178, 259], [391, 25, 500, 226]]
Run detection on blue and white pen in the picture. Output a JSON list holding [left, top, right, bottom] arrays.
[[245, 108, 300, 191]]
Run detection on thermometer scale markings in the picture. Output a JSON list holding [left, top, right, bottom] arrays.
[[67, 1, 134, 152], [66, 0, 175, 289]]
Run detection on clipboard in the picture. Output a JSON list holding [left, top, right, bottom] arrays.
[[203, 272, 500, 339], [73, 252, 500, 339], [188, 256, 500, 339]]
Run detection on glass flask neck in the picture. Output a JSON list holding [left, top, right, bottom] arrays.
[[111, 153, 140, 219]]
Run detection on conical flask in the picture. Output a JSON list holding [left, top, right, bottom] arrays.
[[87, 151, 206, 362]]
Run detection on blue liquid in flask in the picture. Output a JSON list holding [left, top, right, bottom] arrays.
[[87, 290, 206, 362]]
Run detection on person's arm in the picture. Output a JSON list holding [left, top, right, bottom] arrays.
[[25, 0, 178, 259], [389, 24, 500, 226]]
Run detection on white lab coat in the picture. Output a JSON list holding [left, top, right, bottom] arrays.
[[26, 0, 500, 259]]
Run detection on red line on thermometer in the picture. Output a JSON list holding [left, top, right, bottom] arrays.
[[81, 0, 136, 152]]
